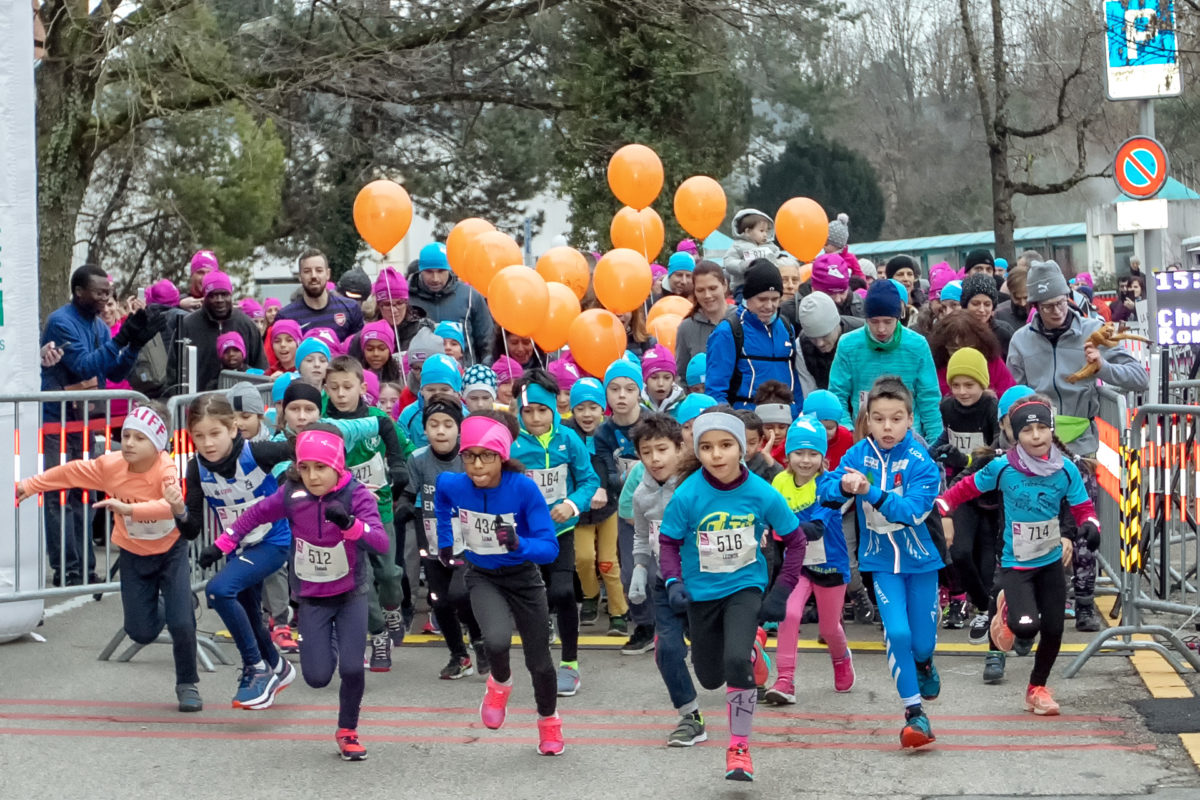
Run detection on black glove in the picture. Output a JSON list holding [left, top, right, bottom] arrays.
[[324, 501, 354, 530], [494, 515, 520, 552], [197, 543, 224, 569], [438, 546, 455, 567], [1080, 521, 1101, 552], [801, 520, 825, 541], [932, 442, 968, 472], [759, 582, 791, 623], [666, 580, 690, 614], [131, 306, 166, 347], [378, 416, 394, 436]]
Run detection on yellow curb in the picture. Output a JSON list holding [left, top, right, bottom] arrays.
[[1180, 734, 1200, 767]]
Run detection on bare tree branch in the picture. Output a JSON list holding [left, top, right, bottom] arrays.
[[1008, 123, 1108, 196]]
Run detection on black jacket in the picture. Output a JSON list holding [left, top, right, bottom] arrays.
[[170, 308, 268, 393]]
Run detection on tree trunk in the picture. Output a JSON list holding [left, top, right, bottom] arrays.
[[989, 143, 1016, 263]]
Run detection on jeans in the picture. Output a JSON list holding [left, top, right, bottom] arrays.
[[541, 530, 579, 663], [367, 520, 405, 635], [206, 542, 289, 668], [120, 538, 199, 686], [424, 556, 481, 659], [617, 518, 653, 628], [651, 575, 696, 710], [575, 515, 628, 616], [872, 570, 940, 708], [42, 431, 96, 582], [298, 592, 368, 730]]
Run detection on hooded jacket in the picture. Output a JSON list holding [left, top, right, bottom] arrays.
[[632, 468, 680, 575], [706, 306, 802, 415], [642, 383, 686, 417], [1006, 310, 1147, 455], [173, 306, 267, 392], [722, 208, 780, 295], [794, 316, 865, 395], [565, 416, 619, 524], [675, 311, 719, 382], [510, 390, 600, 535], [409, 272, 493, 364]]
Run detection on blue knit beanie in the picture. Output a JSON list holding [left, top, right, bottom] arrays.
[[785, 414, 828, 457], [604, 358, 644, 392], [419, 242, 449, 271], [998, 384, 1036, 421], [569, 377, 606, 410], [864, 279, 902, 319], [802, 389, 843, 423], [421, 353, 463, 392], [685, 354, 707, 387], [667, 252, 695, 276], [676, 393, 718, 424], [295, 337, 331, 365]]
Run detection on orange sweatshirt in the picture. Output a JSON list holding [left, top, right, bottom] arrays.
[[21, 452, 180, 556]]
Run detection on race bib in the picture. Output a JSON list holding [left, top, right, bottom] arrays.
[[123, 515, 175, 541], [422, 516, 464, 555], [948, 429, 985, 453], [803, 537, 827, 566], [696, 525, 758, 574], [1012, 517, 1061, 562], [460, 508, 513, 555], [350, 451, 388, 493], [649, 519, 662, 561], [863, 486, 905, 534], [530, 465, 568, 504], [293, 539, 350, 583], [216, 501, 271, 546], [617, 457, 638, 481]]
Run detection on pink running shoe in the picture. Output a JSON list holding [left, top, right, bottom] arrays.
[[990, 590, 1016, 652], [537, 714, 565, 755], [832, 648, 856, 693], [480, 674, 512, 730], [751, 627, 771, 687]]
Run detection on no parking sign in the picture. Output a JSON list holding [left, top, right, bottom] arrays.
[[1113, 136, 1169, 201]]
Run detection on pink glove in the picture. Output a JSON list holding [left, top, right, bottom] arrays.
[[214, 532, 238, 554], [342, 520, 365, 542]]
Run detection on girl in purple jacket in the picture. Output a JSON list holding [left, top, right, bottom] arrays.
[[226, 424, 386, 762]]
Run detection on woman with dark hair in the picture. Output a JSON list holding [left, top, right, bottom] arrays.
[[675, 261, 730, 379], [928, 310, 1015, 397], [490, 327, 546, 371]]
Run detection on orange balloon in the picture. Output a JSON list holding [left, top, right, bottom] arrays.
[[593, 249, 652, 314], [447, 218, 495, 279], [536, 247, 590, 301], [673, 176, 727, 239], [567, 309, 628, 378], [487, 266, 548, 338], [647, 295, 694, 326], [467, 231, 523, 295], [798, 262, 813, 284], [533, 282, 582, 352], [607, 144, 664, 210], [610, 206, 664, 263], [775, 197, 828, 262], [353, 180, 413, 254], [648, 313, 683, 355]]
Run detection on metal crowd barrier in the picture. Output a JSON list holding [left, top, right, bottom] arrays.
[[1066, 403, 1200, 677], [217, 369, 275, 391], [1092, 385, 1127, 603]]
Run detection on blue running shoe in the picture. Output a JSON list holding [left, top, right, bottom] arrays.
[[916, 660, 941, 701], [900, 711, 936, 748], [233, 664, 279, 709]]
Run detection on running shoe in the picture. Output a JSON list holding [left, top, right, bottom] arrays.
[[233, 663, 279, 709], [983, 651, 1006, 684], [471, 639, 491, 675], [968, 613, 991, 645], [607, 613, 629, 637], [580, 597, 600, 627], [668, 710, 707, 747], [621, 624, 655, 655], [1025, 684, 1061, 716], [943, 597, 967, 629], [246, 656, 297, 710], [548, 618, 560, 645], [990, 590, 1016, 652], [751, 627, 771, 688], [271, 623, 299, 655], [369, 633, 392, 672], [851, 588, 877, 625], [383, 607, 406, 646], [176, 683, 203, 713], [336, 728, 367, 761], [725, 744, 754, 782], [900, 710, 936, 748], [439, 654, 475, 680], [916, 659, 941, 701], [401, 604, 415, 634], [1064, 600, 1076, 619], [480, 674, 512, 729], [1075, 602, 1102, 632], [556, 665, 581, 697], [761, 621, 778, 634], [832, 648, 856, 693], [422, 619, 436, 635], [537, 714, 565, 756], [764, 678, 796, 705]]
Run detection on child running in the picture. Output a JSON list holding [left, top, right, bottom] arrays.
[[224, 424, 387, 760], [765, 415, 854, 704], [17, 403, 202, 711], [935, 395, 1099, 716], [820, 376, 943, 748], [434, 411, 564, 756], [658, 407, 809, 782]]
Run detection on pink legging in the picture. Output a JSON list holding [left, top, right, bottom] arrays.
[[774, 575, 849, 683]]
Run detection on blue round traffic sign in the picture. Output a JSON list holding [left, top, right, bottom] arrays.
[[1114, 136, 1169, 200]]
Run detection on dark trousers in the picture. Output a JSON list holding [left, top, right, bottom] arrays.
[[540, 530, 579, 663], [205, 542, 288, 668], [466, 561, 557, 717], [651, 575, 696, 709], [42, 431, 96, 581], [298, 592, 368, 730], [618, 518, 654, 628], [424, 556, 481, 659], [119, 539, 199, 686], [949, 502, 1000, 610], [687, 587, 762, 691], [996, 563, 1067, 687]]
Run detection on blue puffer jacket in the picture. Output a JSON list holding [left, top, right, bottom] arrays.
[[705, 306, 802, 415], [40, 301, 139, 421]]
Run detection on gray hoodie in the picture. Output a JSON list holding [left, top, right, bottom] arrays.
[[405, 444, 465, 553], [632, 469, 681, 577], [409, 272, 493, 365], [722, 208, 780, 296]]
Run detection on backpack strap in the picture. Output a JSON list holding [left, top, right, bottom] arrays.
[[726, 308, 796, 404]]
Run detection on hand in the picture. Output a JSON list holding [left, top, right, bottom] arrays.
[[1080, 521, 1101, 552], [841, 469, 868, 496], [590, 488, 608, 510], [550, 504, 573, 524], [179, 296, 203, 312], [163, 478, 185, 516], [94, 498, 133, 516], [197, 543, 224, 569], [941, 517, 955, 549], [932, 442, 968, 471], [760, 431, 777, 464], [666, 580, 690, 614], [15, 482, 31, 504], [40, 342, 64, 367], [1084, 342, 1102, 368], [438, 546, 457, 567], [759, 582, 791, 623], [127, 295, 146, 314], [801, 521, 824, 541], [323, 501, 354, 530], [1124, 298, 1135, 310], [378, 416, 395, 436], [130, 307, 166, 347], [628, 564, 648, 605], [494, 516, 520, 552]]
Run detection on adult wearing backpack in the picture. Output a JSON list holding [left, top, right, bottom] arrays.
[[129, 279, 189, 398], [706, 259, 803, 416]]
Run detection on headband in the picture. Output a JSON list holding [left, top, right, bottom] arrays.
[[125, 405, 170, 452], [691, 411, 747, 459], [1010, 399, 1054, 438], [755, 404, 792, 426], [295, 429, 346, 474], [423, 397, 464, 428], [460, 415, 513, 461]]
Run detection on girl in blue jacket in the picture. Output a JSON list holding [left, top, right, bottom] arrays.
[[434, 410, 564, 757], [510, 369, 600, 698], [819, 376, 943, 749]]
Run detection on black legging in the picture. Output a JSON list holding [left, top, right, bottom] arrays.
[[687, 587, 762, 690], [423, 557, 482, 660], [540, 530, 579, 663], [949, 502, 1000, 610], [994, 562, 1066, 686]]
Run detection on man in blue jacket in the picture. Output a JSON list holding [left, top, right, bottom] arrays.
[[41, 264, 163, 586], [706, 259, 803, 415]]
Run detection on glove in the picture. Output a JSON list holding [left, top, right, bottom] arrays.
[[932, 442, 968, 472], [131, 306, 166, 347], [438, 546, 455, 568], [197, 543, 224, 569], [494, 515, 520, 552], [666, 579, 690, 614], [1080, 521, 1101, 552], [324, 501, 354, 530], [378, 416, 395, 436], [801, 520, 825, 541], [628, 564, 648, 605], [759, 582, 791, 623]]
